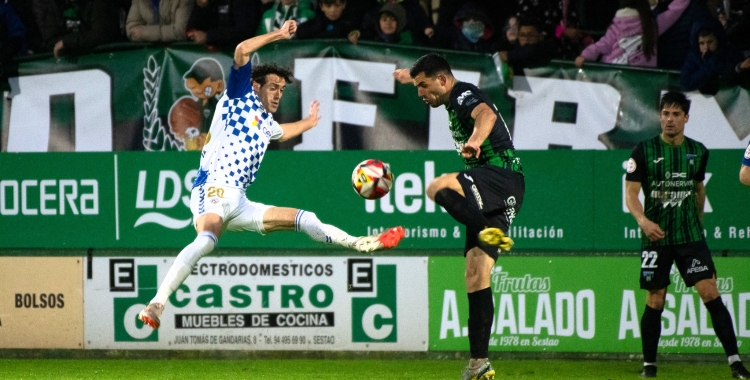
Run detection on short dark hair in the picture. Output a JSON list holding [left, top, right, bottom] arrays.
[[409, 53, 453, 79], [660, 91, 691, 114], [251, 63, 294, 85]]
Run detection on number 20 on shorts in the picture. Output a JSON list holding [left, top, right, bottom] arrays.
[[207, 186, 224, 198]]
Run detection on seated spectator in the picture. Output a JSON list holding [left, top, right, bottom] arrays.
[[351, 2, 412, 45], [434, 0, 512, 36], [499, 16, 556, 76], [295, 0, 357, 40], [516, 0, 588, 59], [655, 0, 714, 70], [7, 0, 40, 54], [681, 20, 743, 94], [186, 0, 260, 51], [126, 0, 193, 42], [429, 1, 499, 53], [256, 0, 314, 36], [359, 0, 432, 45], [0, 3, 25, 86], [32, 0, 123, 58], [576, 0, 688, 68], [497, 15, 518, 51]]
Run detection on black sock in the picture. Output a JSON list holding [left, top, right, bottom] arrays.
[[641, 305, 663, 363], [705, 297, 739, 357], [434, 188, 489, 231], [468, 287, 494, 359]]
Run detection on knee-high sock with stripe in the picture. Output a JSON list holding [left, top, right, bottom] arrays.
[[151, 231, 217, 306], [296, 210, 357, 247]]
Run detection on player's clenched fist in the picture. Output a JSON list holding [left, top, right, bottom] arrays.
[[280, 20, 297, 39]]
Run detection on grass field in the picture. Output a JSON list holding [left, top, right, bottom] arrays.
[[0, 358, 739, 379]]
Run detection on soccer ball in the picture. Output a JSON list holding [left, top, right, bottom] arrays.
[[351, 159, 393, 200]]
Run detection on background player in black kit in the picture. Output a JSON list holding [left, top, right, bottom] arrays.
[[395, 53, 525, 380], [625, 91, 750, 379]]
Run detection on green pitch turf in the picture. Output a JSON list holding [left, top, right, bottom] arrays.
[[0, 358, 737, 379]]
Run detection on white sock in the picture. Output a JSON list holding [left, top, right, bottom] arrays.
[[728, 355, 741, 365], [643, 362, 656, 367], [296, 210, 357, 247], [150, 231, 217, 306]]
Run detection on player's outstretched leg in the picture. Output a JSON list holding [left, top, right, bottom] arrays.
[[138, 231, 217, 329], [351, 226, 405, 253], [478, 227, 514, 251], [294, 210, 404, 252], [461, 359, 495, 380]]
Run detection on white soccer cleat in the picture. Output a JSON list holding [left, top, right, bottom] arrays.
[[352, 226, 405, 252], [138, 302, 164, 329]]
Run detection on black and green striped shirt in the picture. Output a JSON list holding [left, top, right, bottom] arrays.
[[625, 135, 709, 246], [446, 82, 523, 174]]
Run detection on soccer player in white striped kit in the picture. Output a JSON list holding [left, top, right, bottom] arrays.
[[139, 20, 404, 329]]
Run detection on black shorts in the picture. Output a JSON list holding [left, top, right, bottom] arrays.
[[639, 240, 716, 290], [457, 165, 525, 260]]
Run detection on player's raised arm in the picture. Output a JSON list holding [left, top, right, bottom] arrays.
[[393, 69, 413, 85], [234, 20, 297, 68], [278, 100, 321, 142]]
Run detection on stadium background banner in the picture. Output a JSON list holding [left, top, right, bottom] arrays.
[[0, 150, 748, 250], [0, 257, 84, 349], [84, 256, 428, 351], [2, 41, 749, 153], [429, 257, 750, 354]]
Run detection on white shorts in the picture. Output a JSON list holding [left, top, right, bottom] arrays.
[[190, 183, 274, 234]]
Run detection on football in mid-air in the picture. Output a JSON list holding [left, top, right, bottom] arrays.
[[351, 159, 393, 200]]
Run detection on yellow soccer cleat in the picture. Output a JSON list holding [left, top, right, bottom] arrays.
[[461, 361, 495, 380], [478, 227, 514, 251]]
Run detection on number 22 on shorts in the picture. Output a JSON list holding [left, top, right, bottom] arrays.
[[641, 251, 658, 268]]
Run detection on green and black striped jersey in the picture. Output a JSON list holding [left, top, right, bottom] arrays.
[[625, 135, 709, 246], [446, 82, 523, 174]]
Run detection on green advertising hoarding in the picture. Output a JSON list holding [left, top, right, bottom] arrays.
[[0, 150, 748, 250], [429, 256, 750, 353]]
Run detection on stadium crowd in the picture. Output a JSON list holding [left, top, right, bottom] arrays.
[[0, 0, 749, 89]]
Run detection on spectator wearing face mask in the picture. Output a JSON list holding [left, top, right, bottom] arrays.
[[429, 1, 499, 53]]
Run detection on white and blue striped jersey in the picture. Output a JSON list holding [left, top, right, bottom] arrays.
[[192, 62, 284, 191]]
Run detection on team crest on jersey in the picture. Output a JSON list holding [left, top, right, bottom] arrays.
[[745, 144, 750, 159], [457, 90, 477, 106], [626, 158, 636, 173]]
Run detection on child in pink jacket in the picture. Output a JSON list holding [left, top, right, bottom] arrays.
[[574, 0, 689, 67]]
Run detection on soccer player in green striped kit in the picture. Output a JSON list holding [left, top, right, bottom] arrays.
[[625, 91, 750, 379]]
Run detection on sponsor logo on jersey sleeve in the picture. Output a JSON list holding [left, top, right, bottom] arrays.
[[626, 158, 636, 173]]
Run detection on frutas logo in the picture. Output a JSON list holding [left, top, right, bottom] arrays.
[[111, 259, 158, 342], [349, 259, 397, 342]]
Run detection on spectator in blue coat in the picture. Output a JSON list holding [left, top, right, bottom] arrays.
[[655, 0, 714, 70], [680, 18, 743, 94]]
